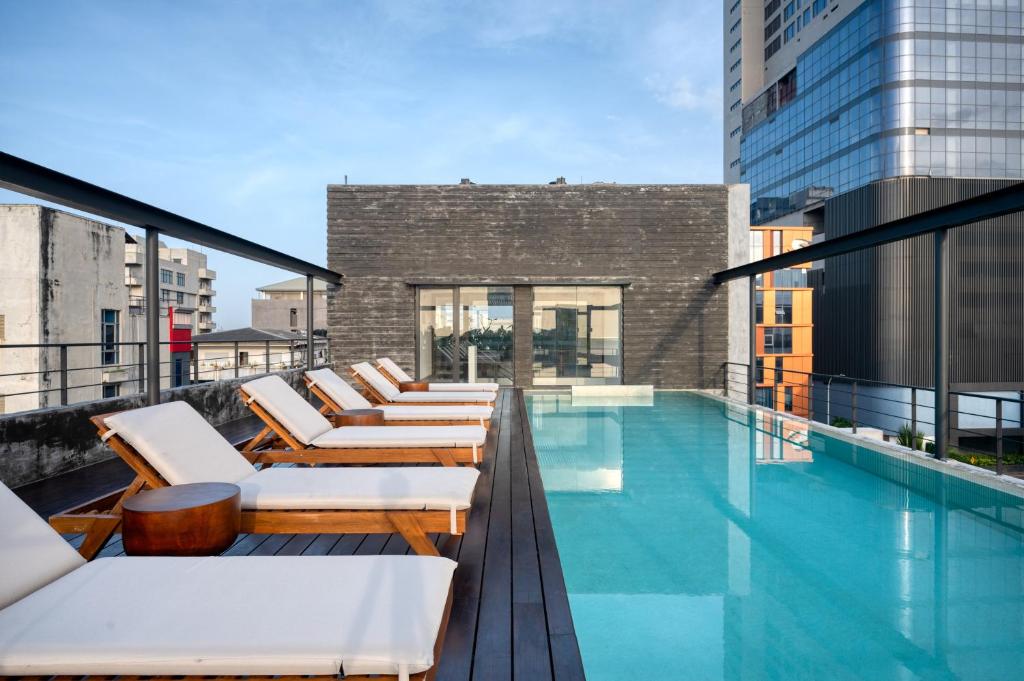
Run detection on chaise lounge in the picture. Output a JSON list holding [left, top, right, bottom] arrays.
[[306, 367, 493, 427], [0, 481, 455, 681], [239, 375, 488, 466], [351, 362, 496, 406], [52, 400, 479, 559], [377, 356, 500, 393]]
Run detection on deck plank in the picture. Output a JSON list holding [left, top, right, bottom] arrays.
[[15, 388, 584, 681]]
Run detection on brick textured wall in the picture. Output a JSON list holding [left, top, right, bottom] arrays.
[[327, 184, 732, 388]]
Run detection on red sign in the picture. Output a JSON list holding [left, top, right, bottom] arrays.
[[168, 306, 193, 353]]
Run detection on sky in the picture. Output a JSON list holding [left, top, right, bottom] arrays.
[[0, 0, 724, 329]]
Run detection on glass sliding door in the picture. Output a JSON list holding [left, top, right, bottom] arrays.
[[532, 286, 622, 385], [417, 288, 455, 380], [459, 286, 514, 385]]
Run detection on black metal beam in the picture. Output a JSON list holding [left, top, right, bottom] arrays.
[[712, 180, 1024, 284], [0, 151, 342, 284]]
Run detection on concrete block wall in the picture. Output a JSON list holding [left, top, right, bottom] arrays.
[[326, 183, 748, 389]]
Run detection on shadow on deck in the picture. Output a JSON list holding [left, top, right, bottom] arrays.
[[14, 388, 585, 681]]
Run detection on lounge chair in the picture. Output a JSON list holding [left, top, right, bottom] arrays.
[[0, 481, 454, 680], [352, 362, 495, 406], [378, 356, 500, 393], [239, 375, 487, 466], [51, 400, 479, 559], [306, 368, 493, 427]]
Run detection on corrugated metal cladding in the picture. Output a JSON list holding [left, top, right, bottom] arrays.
[[326, 184, 733, 388], [813, 177, 1024, 389]]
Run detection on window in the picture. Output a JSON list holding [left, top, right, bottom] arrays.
[[751, 230, 764, 261], [160, 269, 173, 284], [784, 386, 794, 411], [783, 1, 795, 20], [774, 269, 808, 287], [730, 0, 741, 12], [176, 272, 185, 286], [765, 0, 781, 19], [290, 308, 298, 328], [812, 0, 826, 16], [238, 351, 249, 366], [102, 383, 119, 399], [730, 79, 742, 92], [533, 286, 620, 386], [100, 309, 119, 366], [175, 291, 185, 305], [772, 231, 782, 256], [756, 387, 773, 408], [730, 99, 742, 112], [755, 291, 764, 323], [765, 15, 781, 39], [730, 38, 742, 53], [729, 58, 742, 73], [730, 159, 741, 168], [730, 19, 741, 33], [730, 126, 742, 138], [755, 357, 765, 382], [803, 8, 811, 24], [775, 290, 793, 323], [784, 22, 796, 42], [763, 327, 793, 354], [775, 364, 783, 385], [765, 36, 782, 59]]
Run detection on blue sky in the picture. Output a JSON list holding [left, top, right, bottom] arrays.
[[0, 1, 723, 329]]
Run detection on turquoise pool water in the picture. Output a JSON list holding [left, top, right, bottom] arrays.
[[527, 392, 1024, 681]]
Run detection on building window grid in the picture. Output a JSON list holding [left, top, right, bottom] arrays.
[[730, 58, 742, 73], [100, 309, 119, 366], [742, 0, 1024, 217], [730, 18, 741, 33], [730, 79, 742, 93], [159, 269, 173, 285], [730, 0, 741, 13], [176, 272, 185, 286], [730, 38, 742, 53]]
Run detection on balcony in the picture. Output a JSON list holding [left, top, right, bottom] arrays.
[[124, 274, 142, 286], [198, 267, 216, 279], [198, 303, 216, 313], [124, 250, 143, 265]]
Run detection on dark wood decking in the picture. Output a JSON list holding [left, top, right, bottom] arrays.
[[14, 388, 585, 681]]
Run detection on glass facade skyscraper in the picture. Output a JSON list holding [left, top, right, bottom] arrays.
[[739, 0, 1024, 223]]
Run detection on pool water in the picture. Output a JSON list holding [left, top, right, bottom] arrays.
[[527, 392, 1024, 681]]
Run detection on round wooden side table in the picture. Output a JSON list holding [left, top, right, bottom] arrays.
[[399, 381, 430, 392], [122, 482, 241, 556], [335, 408, 385, 426]]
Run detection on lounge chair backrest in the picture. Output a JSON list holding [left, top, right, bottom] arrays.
[[378, 357, 413, 383], [104, 401, 256, 485], [306, 368, 371, 410], [242, 374, 333, 445], [352, 362, 401, 400], [0, 480, 86, 609]]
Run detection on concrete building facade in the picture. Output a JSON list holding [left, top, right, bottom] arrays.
[[251, 277, 327, 333], [326, 182, 750, 390]]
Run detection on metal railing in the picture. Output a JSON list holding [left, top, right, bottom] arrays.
[[721, 361, 1024, 476], [0, 338, 329, 413]]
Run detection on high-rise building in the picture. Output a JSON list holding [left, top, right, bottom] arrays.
[[725, 0, 1022, 223]]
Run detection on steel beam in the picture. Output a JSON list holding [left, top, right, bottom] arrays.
[[306, 275, 315, 369], [748, 275, 756, 405], [0, 151, 341, 284], [712, 180, 1024, 284], [934, 228, 949, 459]]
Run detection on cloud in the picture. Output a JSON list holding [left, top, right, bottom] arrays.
[[645, 74, 722, 117]]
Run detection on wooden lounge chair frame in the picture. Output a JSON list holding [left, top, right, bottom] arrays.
[[239, 387, 485, 467], [350, 368, 494, 407], [304, 374, 492, 429], [48, 413, 471, 561], [4, 584, 454, 681]]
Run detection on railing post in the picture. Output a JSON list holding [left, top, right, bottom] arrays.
[[145, 228, 161, 405], [306, 275, 315, 369], [234, 341, 240, 378], [911, 387, 918, 448], [748, 274, 756, 406], [996, 398, 1004, 476], [289, 339, 295, 368], [807, 372, 814, 422], [851, 380, 858, 434], [192, 343, 199, 382], [137, 342, 145, 394], [934, 227, 949, 459], [59, 344, 68, 406], [265, 339, 271, 374]]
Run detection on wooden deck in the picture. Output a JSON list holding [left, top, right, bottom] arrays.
[[14, 388, 585, 681]]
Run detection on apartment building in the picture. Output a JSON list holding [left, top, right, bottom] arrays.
[[0, 205, 217, 414], [124, 236, 217, 334], [251, 276, 327, 333], [752, 224, 813, 416]]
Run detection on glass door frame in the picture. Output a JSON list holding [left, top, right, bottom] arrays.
[[415, 286, 515, 382]]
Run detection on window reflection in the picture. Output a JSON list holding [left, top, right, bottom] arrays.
[[532, 286, 622, 386]]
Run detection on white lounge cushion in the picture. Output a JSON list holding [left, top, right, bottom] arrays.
[[427, 382, 500, 392], [104, 401, 256, 485], [392, 391, 496, 403], [352, 362, 402, 400], [310, 425, 487, 449], [0, 555, 455, 677], [381, 405, 493, 421], [0, 482, 86, 610], [377, 356, 415, 383], [306, 367, 372, 409], [242, 375, 333, 445], [237, 466, 479, 510]]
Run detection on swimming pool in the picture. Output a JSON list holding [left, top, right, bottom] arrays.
[[527, 391, 1024, 681]]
